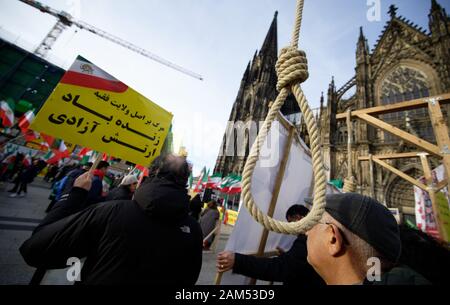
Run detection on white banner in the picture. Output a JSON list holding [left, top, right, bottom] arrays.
[[221, 115, 339, 285], [414, 164, 450, 240]]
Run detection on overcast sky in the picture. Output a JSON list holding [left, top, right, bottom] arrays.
[[1, 0, 448, 175]]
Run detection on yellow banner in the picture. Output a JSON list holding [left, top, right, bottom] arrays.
[[31, 57, 172, 166], [225, 210, 239, 226]]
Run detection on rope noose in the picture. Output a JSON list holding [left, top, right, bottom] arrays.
[[241, 0, 327, 234], [343, 177, 357, 193]]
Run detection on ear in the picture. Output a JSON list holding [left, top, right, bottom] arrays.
[[326, 224, 345, 257]]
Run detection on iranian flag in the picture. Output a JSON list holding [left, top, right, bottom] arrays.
[[18, 110, 35, 132], [219, 174, 241, 193], [102, 175, 114, 194], [40, 133, 55, 150], [0, 100, 15, 127], [62, 56, 128, 93], [24, 129, 40, 142], [137, 167, 149, 186], [79, 148, 95, 164], [201, 168, 210, 188], [218, 175, 231, 193], [79, 147, 91, 157], [56, 140, 70, 158], [206, 172, 222, 189], [23, 153, 32, 167], [193, 167, 208, 193], [129, 167, 141, 177], [129, 164, 147, 178], [40, 141, 50, 151], [42, 150, 60, 164], [102, 153, 109, 161], [227, 175, 242, 194]]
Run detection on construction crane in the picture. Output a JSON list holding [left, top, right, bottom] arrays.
[[17, 0, 203, 80]]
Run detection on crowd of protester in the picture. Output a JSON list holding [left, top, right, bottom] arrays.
[[1, 150, 449, 285]]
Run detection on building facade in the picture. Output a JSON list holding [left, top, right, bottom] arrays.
[[319, 1, 450, 216], [214, 12, 301, 177], [214, 1, 450, 220]]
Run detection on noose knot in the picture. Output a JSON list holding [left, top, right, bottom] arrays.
[[275, 47, 309, 92]]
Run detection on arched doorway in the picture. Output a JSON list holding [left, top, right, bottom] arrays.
[[384, 165, 422, 209]]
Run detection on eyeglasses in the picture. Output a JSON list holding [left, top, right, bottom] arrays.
[[316, 221, 350, 246]]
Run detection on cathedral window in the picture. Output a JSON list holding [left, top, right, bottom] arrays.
[[379, 66, 434, 144]]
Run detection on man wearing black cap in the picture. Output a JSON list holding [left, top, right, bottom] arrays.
[[305, 193, 430, 285], [217, 204, 325, 286]]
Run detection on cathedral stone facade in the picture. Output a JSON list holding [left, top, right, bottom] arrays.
[[319, 1, 450, 217], [214, 1, 450, 220], [214, 12, 300, 177]]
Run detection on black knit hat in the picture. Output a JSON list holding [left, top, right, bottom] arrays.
[[305, 193, 401, 263]]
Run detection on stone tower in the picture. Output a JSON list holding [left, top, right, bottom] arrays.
[[214, 12, 300, 177]]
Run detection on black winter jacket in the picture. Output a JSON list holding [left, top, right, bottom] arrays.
[[20, 177, 203, 285], [368, 265, 431, 285], [233, 235, 325, 286], [105, 185, 132, 201]]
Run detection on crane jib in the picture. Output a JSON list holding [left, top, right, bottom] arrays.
[[17, 0, 203, 81]]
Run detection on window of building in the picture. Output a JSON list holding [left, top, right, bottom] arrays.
[[379, 66, 435, 144]]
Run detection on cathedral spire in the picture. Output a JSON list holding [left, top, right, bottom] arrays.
[[259, 11, 278, 59], [358, 26, 365, 41], [357, 26, 367, 48], [319, 91, 324, 116], [429, 0, 449, 38], [327, 76, 335, 105], [357, 26, 369, 63], [431, 0, 441, 11], [242, 61, 251, 81]]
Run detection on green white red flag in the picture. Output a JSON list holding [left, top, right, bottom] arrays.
[[23, 153, 32, 167], [193, 167, 208, 193], [19, 110, 35, 133], [51, 140, 70, 160], [79, 148, 96, 164], [24, 129, 40, 142], [206, 172, 222, 189], [42, 150, 60, 164], [0, 100, 15, 127], [227, 176, 242, 194], [219, 174, 242, 194]]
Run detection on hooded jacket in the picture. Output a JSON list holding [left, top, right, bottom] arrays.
[[20, 177, 203, 285], [105, 185, 133, 201]]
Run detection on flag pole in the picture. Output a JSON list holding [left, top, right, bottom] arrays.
[[136, 167, 148, 189], [89, 152, 102, 174], [248, 125, 296, 285], [214, 271, 223, 285]]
